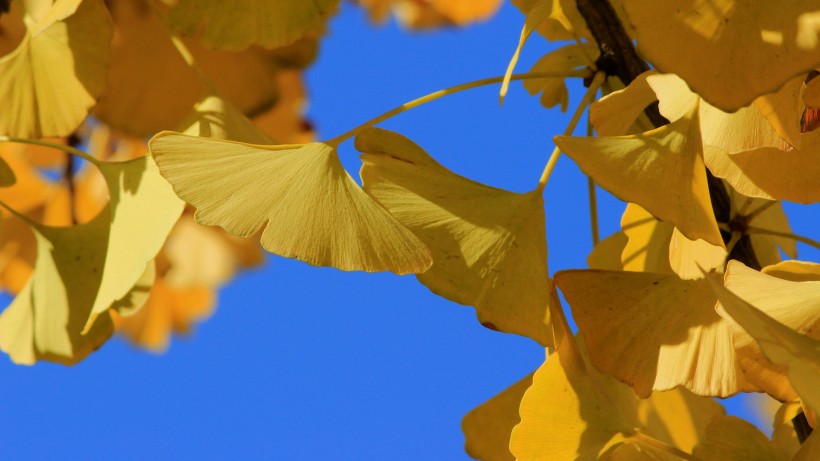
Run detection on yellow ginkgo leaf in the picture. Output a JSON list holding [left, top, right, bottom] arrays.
[[96, 0, 316, 137], [0, 155, 15, 187], [648, 73, 791, 155], [668, 228, 727, 280], [166, 0, 338, 50], [637, 387, 725, 454], [744, 198, 797, 267], [805, 76, 820, 108], [754, 75, 804, 150], [510, 0, 590, 42], [794, 430, 820, 461], [150, 132, 432, 274], [590, 70, 657, 137], [622, 0, 820, 111], [555, 103, 724, 247], [85, 155, 186, 328], [112, 278, 215, 353], [620, 203, 674, 273], [587, 231, 628, 270], [691, 415, 781, 461], [704, 130, 820, 203], [523, 43, 599, 111], [359, 0, 502, 28], [721, 260, 820, 401], [555, 269, 752, 397], [0, 0, 112, 137], [179, 93, 275, 144], [707, 271, 820, 417], [357, 127, 551, 345], [461, 373, 533, 461]]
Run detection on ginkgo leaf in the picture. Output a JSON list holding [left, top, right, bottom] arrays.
[[587, 231, 628, 270], [555, 104, 724, 247], [112, 278, 215, 353], [357, 127, 551, 345], [359, 0, 503, 28], [0, 0, 112, 137], [555, 269, 752, 397], [793, 430, 820, 461], [691, 415, 781, 461], [745, 198, 797, 267], [805, 76, 820, 108], [668, 228, 726, 280], [179, 93, 274, 144], [622, 0, 820, 111], [703, 130, 820, 203], [590, 70, 657, 136], [96, 0, 317, 137], [754, 75, 804, 150], [0, 155, 15, 187], [636, 387, 725, 454], [648, 73, 791, 155], [510, 0, 590, 42], [707, 271, 820, 417], [166, 0, 338, 50], [84, 155, 186, 328], [462, 373, 533, 461], [620, 203, 674, 273], [523, 43, 598, 111], [720, 260, 820, 401], [150, 132, 432, 274]]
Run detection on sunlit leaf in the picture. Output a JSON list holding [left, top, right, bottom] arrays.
[[587, 231, 628, 270], [648, 73, 791, 155], [167, 0, 338, 50], [462, 373, 533, 461], [704, 130, 820, 203], [754, 75, 804, 149], [510, 0, 590, 42], [620, 203, 674, 273], [523, 43, 598, 111], [720, 260, 820, 401], [150, 132, 432, 274], [590, 70, 657, 136], [555, 269, 752, 397], [668, 228, 726, 280], [637, 387, 725, 454], [707, 271, 820, 416], [358, 0, 503, 28], [691, 415, 781, 461], [180, 93, 274, 144], [623, 0, 820, 111], [357, 127, 551, 345], [0, 0, 112, 137], [555, 104, 724, 247]]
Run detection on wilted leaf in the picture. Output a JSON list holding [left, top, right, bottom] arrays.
[[623, 0, 820, 111], [150, 132, 432, 274], [555, 104, 724, 247], [0, 0, 112, 137], [357, 127, 551, 345]]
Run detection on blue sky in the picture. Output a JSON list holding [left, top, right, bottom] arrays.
[[1, 2, 809, 459]]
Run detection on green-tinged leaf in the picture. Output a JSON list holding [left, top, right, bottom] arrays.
[[150, 132, 432, 274], [357, 127, 551, 345], [167, 0, 338, 50], [555, 104, 724, 247], [0, 0, 112, 137]]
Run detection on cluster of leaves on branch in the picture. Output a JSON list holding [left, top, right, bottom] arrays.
[[2, 0, 820, 460]]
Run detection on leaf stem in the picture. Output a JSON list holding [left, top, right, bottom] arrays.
[[746, 226, 820, 252], [325, 69, 593, 148], [535, 71, 605, 192], [0, 136, 97, 164], [586, 117, 599, 245], [628, 431, 702, 461]]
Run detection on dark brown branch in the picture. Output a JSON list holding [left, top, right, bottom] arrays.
[[575, 0, 760, 270]]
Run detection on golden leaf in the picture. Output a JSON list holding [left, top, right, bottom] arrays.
[[523, 43, 599, 111], [555, 269, 752, 397], [590, 70, 657, 137], [167, 0, 338, 50], [623, 0, 820, 111], [358, 0, 502, 28], [691, 415, 781, 461], [0, 0, 112, 137], [357, 127, 551, 345], [555, 103, 724, 247], [150, 132, 432, 274]]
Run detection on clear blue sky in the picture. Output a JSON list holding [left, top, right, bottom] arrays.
[[1, 2, 807, 459]]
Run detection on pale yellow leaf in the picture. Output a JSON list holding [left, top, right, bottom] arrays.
[[357, 127, 551, 345], [0, 0, 111, 137], [754, 75, 804, 149], [150, 132, 432, 274], [668, 228, 727, 280], [555, 104, 724, 247], [523, 43, 598, 111], [590, 70, 658, 136]]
